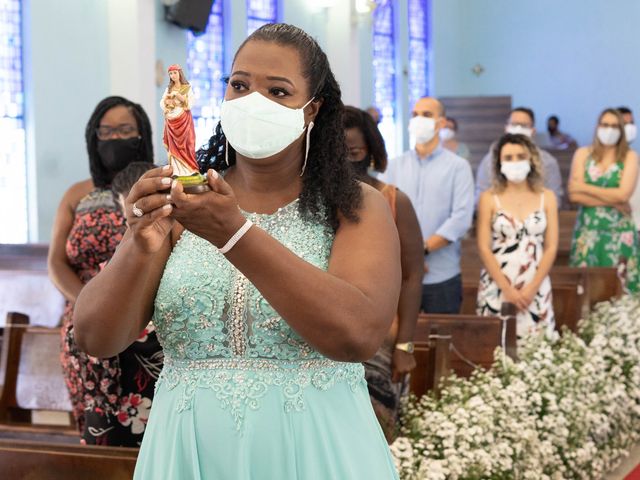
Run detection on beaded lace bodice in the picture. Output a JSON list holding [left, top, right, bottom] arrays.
[[154, 200, 333, 362], [153, 200, 364, 430]]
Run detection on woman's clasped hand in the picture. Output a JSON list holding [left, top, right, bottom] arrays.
[[124, 166, 247, 253]]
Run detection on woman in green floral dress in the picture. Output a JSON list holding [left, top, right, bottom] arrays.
[[568, 108, 640, 292]]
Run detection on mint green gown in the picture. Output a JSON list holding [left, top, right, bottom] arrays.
[[134, 201, 399, 479]]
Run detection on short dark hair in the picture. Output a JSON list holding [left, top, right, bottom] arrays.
[[618, 106, 633, 116], [447, 117, 458, 130], [85, 96, 154, 188], [548, 115, 559, 124], [510, 106, 535, 125], [111, 162, 156, 198], [343, 106, 387, 173]]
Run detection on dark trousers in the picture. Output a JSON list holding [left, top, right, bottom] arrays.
[[421, 274, 462, 314]]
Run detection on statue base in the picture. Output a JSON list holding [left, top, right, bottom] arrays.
[[174, 173, 210, 194]]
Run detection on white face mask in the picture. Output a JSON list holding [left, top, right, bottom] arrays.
[[625, 123, 637, 144], [408, 116, 437, 144], [505, 124, 534, 138], [500, 160, 531, 183], [597, 126, 621, 146], [220, 92, 313, 159], [439, 127, 455, 142]]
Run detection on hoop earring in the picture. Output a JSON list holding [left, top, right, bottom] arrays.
[[300, 121, 314, 177], [225, 139, 229, 166]]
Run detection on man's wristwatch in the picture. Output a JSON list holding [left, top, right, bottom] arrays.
[[395, 342, 415, 354]]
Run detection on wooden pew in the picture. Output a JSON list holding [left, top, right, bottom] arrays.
[[0, 244, 49, 271], [0, 438, 137, 480], [461, 210, 578, 267], [585, 266, 622, 306], [552, 281, 586, 333], [546, 148, 577, 210], [440, 96, 512, 172], [460, 279, 587, 334], [462, 265, 620, 314], [411, 328, 451, 397], [411, 313, 517, 397], [0, 312, 76, 443], [0, 242, 64, 329], [557, 210, 577, 265]]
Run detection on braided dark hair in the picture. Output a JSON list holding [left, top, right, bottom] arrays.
[[86, 96, 154, 188], [196, 23, 361, 230]]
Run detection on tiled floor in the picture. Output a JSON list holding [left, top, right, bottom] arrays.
[[606, 444, 640, 480]]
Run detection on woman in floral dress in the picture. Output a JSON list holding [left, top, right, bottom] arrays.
[[476, 134, 558, 337], [568, 108, 640, 292], [49, 97, 161, 446]]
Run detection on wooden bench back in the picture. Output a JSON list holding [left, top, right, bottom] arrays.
[[460, 279, 587, 334], [0, 312, 72, 426], [411, 328, 451, 398], [547, 148, 576, 210], [0, 244, 49, 271], [461, 210, 578, 268], [557, 210, 578, 265], [0, 438, 137, 480], [439, 95, 512, 171], [411, 313, 516, 397], [552, 282, 587, 333]]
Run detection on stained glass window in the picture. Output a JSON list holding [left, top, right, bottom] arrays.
[[372, 0, 397, 155], [247, 0, 278, 36], [408, 0, 430, 109], [0, 0, 27, 242], [186, 0, 225, 148]]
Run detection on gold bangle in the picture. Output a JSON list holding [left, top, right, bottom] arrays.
[[395, 342, 414, 353]]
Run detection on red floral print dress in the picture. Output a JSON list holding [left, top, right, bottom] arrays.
[[59, 188, 163, 447]]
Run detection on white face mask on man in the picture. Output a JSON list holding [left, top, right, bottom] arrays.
[[220, 92, 314, 159], [505, 124, 534, 138], [408, 116, 437, 144], [625, 123, 637, 144], [439, 127, 455, 141], [597, 127, 621, 146], [500, 160, 531, 183]]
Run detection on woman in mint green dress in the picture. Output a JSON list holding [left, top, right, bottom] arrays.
[[568, 108, 640, 292], [73, 24, 400, 479]]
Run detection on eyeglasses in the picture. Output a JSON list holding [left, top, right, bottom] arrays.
[[96, 124, 138, 140], [599, 122, 620, 129]]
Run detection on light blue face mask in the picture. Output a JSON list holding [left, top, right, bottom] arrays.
[[220, 92, 314, 160]]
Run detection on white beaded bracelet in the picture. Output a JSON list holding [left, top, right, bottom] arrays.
[[218, 219, 253, 254]]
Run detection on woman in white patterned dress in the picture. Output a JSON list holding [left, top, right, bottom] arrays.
[[476, 133, 558, 337]]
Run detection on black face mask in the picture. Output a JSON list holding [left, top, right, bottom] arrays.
[[98, 137, 141, 173], [350, 156, 371, 178]]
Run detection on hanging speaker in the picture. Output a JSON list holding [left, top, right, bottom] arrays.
[[164, 0, 216, 34]]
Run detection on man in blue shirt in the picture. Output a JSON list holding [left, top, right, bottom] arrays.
[[380, 97, 474, 313]]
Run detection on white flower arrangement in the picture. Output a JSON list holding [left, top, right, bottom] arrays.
[[392, 295, 640, 479]]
